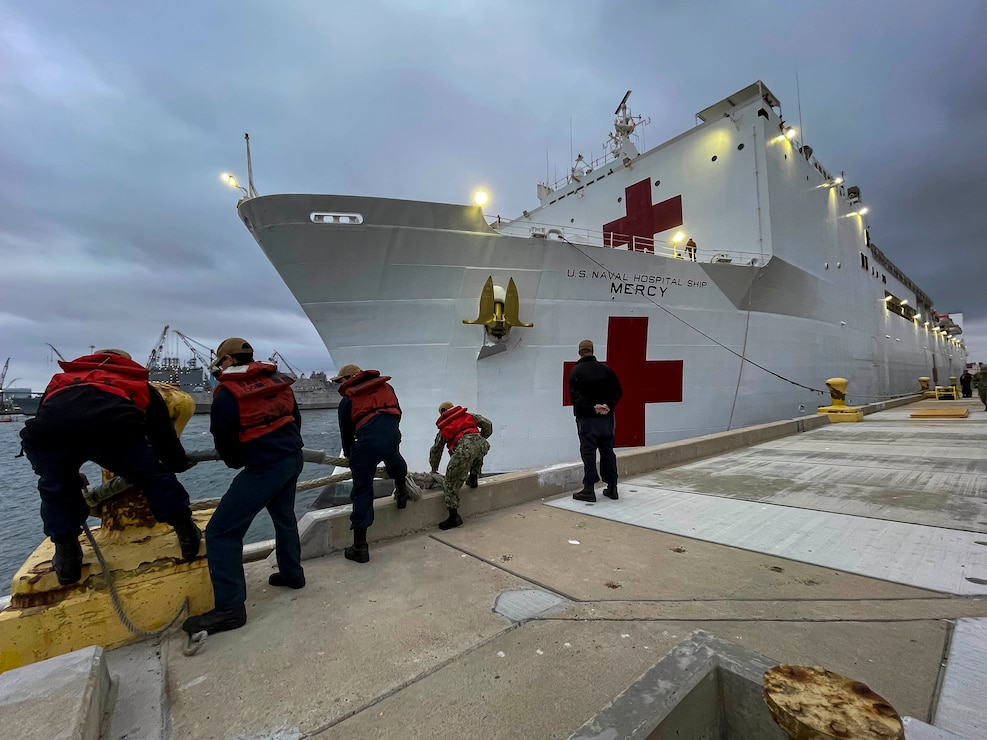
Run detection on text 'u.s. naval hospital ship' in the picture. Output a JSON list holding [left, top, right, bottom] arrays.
[[236, 81, 966, 473]]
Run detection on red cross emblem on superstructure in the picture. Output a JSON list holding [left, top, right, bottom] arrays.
[[603, 179, 683, 253], [563, 316, 683, 447]]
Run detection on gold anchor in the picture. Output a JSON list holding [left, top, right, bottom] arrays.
[[462, 276, 533, 339]]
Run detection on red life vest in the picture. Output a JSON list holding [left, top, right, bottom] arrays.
[[216, 361, 297, 442], [339, 370, 401, 432], [43, 354, 151, 411], [437, 405, 480, 453]]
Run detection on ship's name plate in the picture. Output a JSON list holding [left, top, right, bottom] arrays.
[[566, 269, 708, 297]]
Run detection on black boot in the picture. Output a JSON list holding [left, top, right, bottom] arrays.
[[181, 604, 247, 635], [603, 484, 619, 500], [269, 572, 306, 589], [173, 516, 202, 561], [52, 537, 83, 585], [466, 472, 478, 489], [345, 528, 370, 563], [438, 508, 463, 530], [572, 487, 597, 502], [395, 477, 409, 509]]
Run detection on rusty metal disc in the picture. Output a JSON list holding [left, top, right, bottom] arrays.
[[763, 664, 904, 740]]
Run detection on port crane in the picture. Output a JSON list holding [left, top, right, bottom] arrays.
[[46, 343, 67, 362], [268, 351, 305, 379], [0, 358, 8, 409], [173, 330, 216, 370], [147, 325, 170, 369]]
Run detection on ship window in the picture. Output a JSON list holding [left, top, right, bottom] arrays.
[[654, 180, 660, 187], [711, 155, 717, 162], [617, 197, 622, 203], [737, 143, 744, 150], [882, 274, 887, 283], [310, 212, 364, 225], [860, 253, 868, 270]]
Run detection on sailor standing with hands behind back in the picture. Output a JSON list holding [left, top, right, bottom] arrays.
[[568, 339, 622, 503]]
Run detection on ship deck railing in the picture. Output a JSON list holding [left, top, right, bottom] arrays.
[[488, 218, 766, 266]]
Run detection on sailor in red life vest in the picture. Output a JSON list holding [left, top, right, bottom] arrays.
[[332, 363, 410, 564], [19, 349, 200, 586], [182, 338, 305, 636], [429, 402, 493, 530]]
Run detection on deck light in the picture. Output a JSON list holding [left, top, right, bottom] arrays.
[[221, 172, 248, 196], [900, 299, 908, 306], [914, 313, 922, 321], [473, 190, 489, 207], [858, 207, 869, 215], [670, 231, 687, 258], [882, 296, 892, 302], [784, 127, 796, 140]]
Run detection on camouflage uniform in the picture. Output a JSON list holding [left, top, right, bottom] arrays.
[[429, 412, 492, 509], [976, 368, 987, 410]]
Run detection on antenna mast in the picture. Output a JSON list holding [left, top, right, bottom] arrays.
[[245, 133, 257, 198], [795, 71, 804, 144]]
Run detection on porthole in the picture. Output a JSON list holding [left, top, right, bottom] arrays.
[[654, 179, 660, 187], [737, 143, 745, 150], [617, 197, 622, 203], [711, 155, 717, 162]]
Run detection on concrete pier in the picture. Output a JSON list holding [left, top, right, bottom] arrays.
[[4, 396, 986, 738]]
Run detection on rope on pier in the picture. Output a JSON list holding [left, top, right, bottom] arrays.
[[81, 521, 190, 639], [84, 448, 425, 509]]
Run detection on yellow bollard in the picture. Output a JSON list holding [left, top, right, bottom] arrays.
[[816, 377, 864, 422], [0, 383, 216, 674]]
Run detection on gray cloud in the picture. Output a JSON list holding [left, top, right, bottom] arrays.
[[2, 0, 985, 396]]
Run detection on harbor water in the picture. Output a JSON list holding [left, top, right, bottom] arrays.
[[0, 409, 342, 597]]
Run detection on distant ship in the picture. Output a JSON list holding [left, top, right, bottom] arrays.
[[237, 81, 966, 473], [8, 395, 41, 416]]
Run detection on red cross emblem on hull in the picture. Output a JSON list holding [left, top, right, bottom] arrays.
[[603, 179, 682, 253], [563, 316, 683, 447]]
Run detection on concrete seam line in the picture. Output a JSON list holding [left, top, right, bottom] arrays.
[[928, 618, 956, 724], [300, 621, 523, 737], [428, 534, 581, 603]]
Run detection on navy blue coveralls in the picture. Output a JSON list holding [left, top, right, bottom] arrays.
[[338, 395, 408, 531], [208, 373, 304, 611], [20, 383, 192, 543]]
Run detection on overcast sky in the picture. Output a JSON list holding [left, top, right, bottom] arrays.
[[2, 0, 985, 393]]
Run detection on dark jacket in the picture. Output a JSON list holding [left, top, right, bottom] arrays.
[[20, 383, 190, 473], [568, 355, 622, 418], [211, 367, 303, 469]]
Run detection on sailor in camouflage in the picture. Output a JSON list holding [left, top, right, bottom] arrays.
[[429, 402, 493, 530]]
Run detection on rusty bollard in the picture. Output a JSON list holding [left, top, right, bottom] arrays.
[[764, 665, 903, 739]]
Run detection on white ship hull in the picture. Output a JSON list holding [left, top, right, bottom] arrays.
[[238, 81, 965, 472]]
